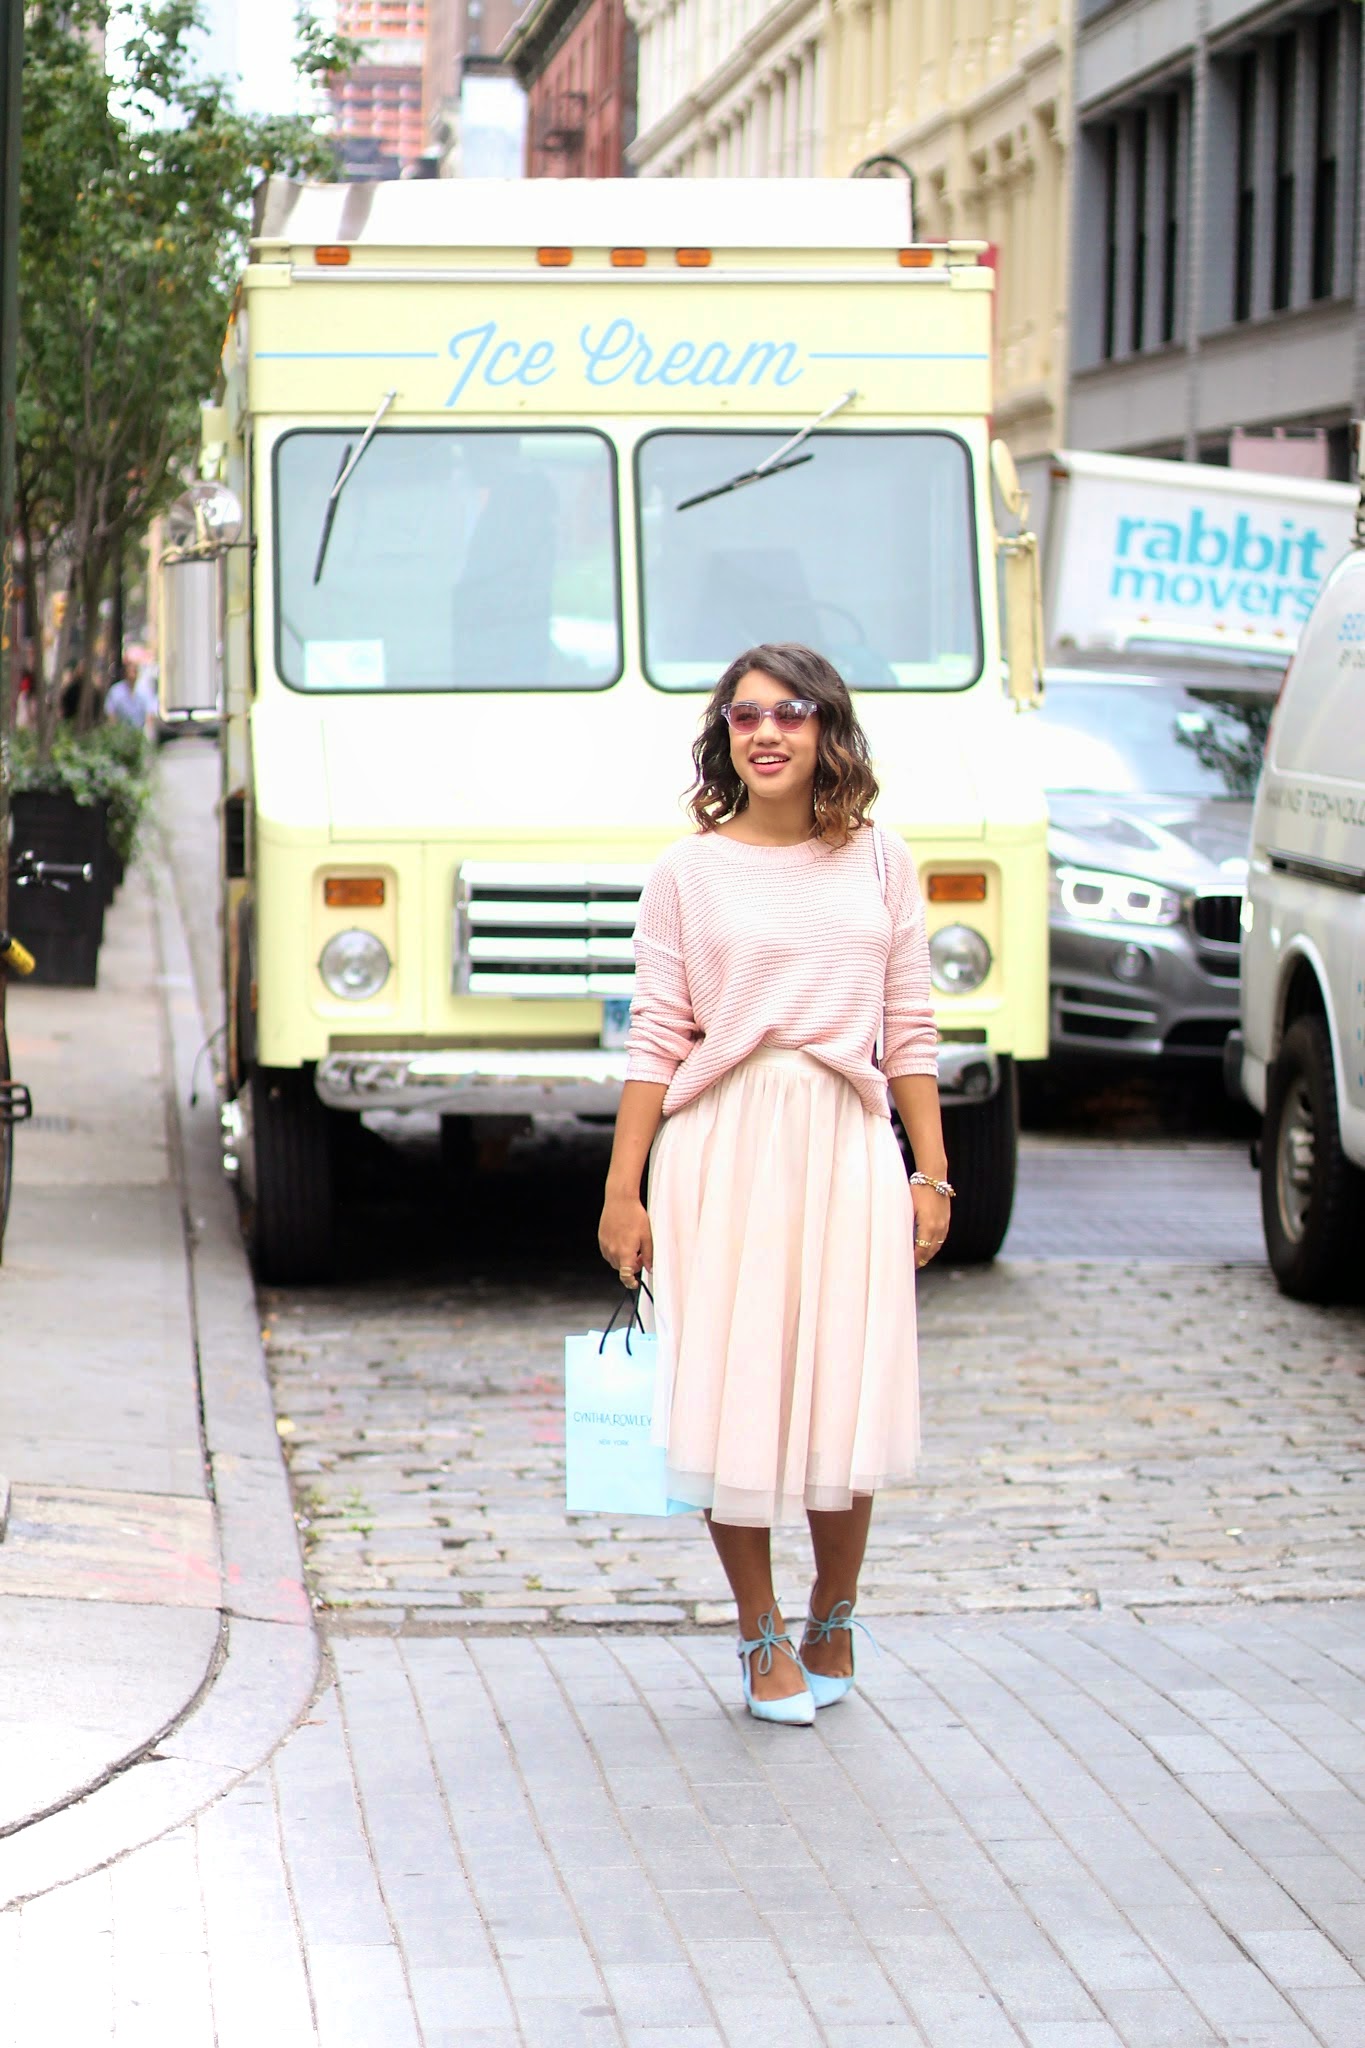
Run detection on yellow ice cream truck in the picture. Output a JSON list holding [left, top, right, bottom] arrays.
[[160, 177, 1048, 1281]]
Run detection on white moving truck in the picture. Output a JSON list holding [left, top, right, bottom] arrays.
[[1026, 450, 1355, 667]]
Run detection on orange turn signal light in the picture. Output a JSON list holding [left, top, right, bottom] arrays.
[[675, 248, 712, 268], [537, 247, 573, 267], [325, 876, 386, 909], [926, 873, 987, 903], [611, 248, 646, 268], [898, 248, 936, 268], [315, 245, 352, 267]]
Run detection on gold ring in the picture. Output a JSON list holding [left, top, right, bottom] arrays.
[[915, 1237, 933, 1248]]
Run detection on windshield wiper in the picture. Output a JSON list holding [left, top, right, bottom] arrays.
[[312, 389, 397, 583], [675, 389, 857, 511]]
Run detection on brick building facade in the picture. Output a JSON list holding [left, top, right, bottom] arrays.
[[502, 0, 635, 179]]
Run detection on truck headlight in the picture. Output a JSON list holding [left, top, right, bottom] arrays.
[[1053, 865, 1181, 927], [319, 928, 391, 1000], [929, 924, 992, 993]]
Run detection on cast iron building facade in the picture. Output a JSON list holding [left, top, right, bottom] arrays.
[[624, 0, 1070, 460], [1070, 0, 1364, 474]]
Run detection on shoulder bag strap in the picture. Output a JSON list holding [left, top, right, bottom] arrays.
[[872, 826, 887, 1066]]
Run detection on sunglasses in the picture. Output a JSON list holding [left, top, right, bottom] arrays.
[[722, 698, 819, 734]]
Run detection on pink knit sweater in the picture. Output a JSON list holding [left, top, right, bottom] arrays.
[[625, 827, 939, 1119]]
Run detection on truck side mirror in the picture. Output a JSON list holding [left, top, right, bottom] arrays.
[[159, 557, 222, 720], [158, 482, 242, 721], [990, 438, 1026, 521], [166, 481, 243, 557], [1000, 534, 1045, 708], [991, 438, 1044, 708]]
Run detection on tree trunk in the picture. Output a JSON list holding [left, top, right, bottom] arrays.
[[17, 493, 46, 742], [77, 547, 105, 731], [111, 550, 124, 677], [0, 0, 23, 944]]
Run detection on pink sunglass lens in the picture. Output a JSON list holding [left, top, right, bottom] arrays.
[[727, 701, 809, 732]]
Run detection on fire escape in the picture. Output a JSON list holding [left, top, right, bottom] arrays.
[[535, 90, 587, 169]]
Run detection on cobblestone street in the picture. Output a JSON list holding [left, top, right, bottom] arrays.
[[261, 1120, 1364, 1635]]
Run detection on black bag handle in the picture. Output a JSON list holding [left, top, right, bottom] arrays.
[[598, 1277, 655, 1356]]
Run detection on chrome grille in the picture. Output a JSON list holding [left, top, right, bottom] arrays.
[[1191, 893, 1242, 945], [455, 862, 648, 997]]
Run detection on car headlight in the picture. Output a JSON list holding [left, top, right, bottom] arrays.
[[319, 928, 391, 1001], [928, 924, 992, 993], [1052, 864, 1181, 927]]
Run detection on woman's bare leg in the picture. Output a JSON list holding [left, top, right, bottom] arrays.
[[802, 1495, 875, 1677], [706, 1514, 808, 1701]]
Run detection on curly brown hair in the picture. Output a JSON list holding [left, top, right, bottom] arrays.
[[687, 644, 880, 847]]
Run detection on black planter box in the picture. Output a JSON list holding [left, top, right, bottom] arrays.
[[9, 791, 108, 986]]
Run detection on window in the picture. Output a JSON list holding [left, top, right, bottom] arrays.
[[1161, 94, 1181, 343], [1313, 9, 1340, 300], [1023, 680, 1271, 802], [1234, 52, 1257, 323], [635, 432, 981, 692], [1272, 32, 1296, 311], [274, 430, 621, 693], [1096, 96, 1184, 362], [1131, 107, 1149, 352], [1102, 125, 1119, 361]]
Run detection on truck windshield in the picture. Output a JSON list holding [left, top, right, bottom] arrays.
[[636, 430, 981, 691], [274, 428, 621, 691]]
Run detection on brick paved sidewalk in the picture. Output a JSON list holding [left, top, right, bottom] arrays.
[[5, 1600, 1364, 2046]]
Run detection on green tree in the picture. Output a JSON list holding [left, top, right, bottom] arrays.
[[16, 0, 357, 750]]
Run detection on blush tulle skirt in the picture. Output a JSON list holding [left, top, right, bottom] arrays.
[[645, 1046, 920, 1528]]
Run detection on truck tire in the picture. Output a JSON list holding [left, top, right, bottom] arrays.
[[1261, 1015, 1365, 1303], [937, 1058, 1019, 1265], [440, 1114, 478, 1180], [248, 1065, 337, 1285]]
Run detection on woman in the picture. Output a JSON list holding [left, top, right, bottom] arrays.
[[598, 643, 951, 1726]]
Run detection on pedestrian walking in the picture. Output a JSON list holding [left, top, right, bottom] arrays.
[[598, 643, 950, 1726], [105, 657, 156, 735]]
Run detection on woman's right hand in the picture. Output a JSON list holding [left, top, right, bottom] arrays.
[[598, 1193, 653, 1289]]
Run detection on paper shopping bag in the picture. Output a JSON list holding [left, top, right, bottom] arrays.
[[564, 1292, 688, 1517]]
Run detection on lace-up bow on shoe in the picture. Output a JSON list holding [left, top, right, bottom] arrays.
[[737, 1607, 815, 1726], [799, 1600, 879, 1709]]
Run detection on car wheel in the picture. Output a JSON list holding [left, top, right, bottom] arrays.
[[1260, 1015, 1365, 1303]]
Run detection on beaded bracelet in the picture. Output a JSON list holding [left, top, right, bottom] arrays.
[[909, 1172, 956, 1199]]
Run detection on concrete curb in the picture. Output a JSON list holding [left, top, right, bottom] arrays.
[[0, 851, 320, 1909]]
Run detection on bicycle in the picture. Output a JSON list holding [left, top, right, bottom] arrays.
[[0, 849, 93, 1259]]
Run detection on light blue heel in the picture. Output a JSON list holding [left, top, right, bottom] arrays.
[[798, 1600, 878, 1709], [738, 1608, 815, 1726]]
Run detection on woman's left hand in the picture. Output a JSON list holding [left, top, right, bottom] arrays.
[[911, 1184, 950, 1268]]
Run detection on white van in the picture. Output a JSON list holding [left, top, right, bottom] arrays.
[[1234, 515, 1365, 1301]]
